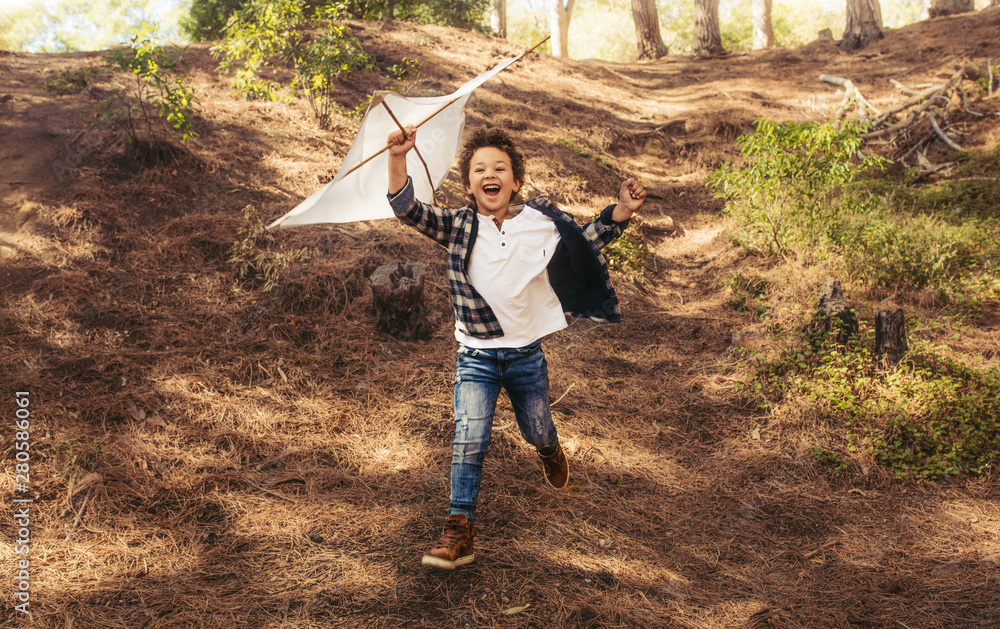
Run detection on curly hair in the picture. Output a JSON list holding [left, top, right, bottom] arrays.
[[458, 127, 526, 200]]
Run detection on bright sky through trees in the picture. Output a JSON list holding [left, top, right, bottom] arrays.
[[0, 0, 993, 56], [0, 0, 189, 52]]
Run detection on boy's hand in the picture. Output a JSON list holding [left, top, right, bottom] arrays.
[[388, 125, 416, 194], [388, 125, 417, 156], [612, 178, 646, 222]]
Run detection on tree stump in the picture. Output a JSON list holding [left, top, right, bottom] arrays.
[[875, 308, 908, 366], [809, 277, 858, 346], [368, 261, 431, 341]]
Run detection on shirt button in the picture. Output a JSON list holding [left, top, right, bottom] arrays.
[[501, 242, 506, 246]]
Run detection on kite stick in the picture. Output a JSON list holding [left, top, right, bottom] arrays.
[[381, 100, 438, 201], [336, 96, 462, 180], [337, 35, 551, 181]]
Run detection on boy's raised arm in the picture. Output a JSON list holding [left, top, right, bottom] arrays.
[[388, 125, 417, 195], [611, 178, 646, 223]]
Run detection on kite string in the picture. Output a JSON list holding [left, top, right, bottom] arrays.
[[381, 100, 440, 204]]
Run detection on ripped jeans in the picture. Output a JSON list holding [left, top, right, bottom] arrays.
[[449, 340, 558, 522]]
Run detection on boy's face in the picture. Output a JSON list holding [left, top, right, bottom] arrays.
[[465, 146, 521, 214]]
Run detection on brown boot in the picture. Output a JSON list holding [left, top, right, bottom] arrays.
[[421, 514, 475, 569], [539, 442, 569, 489]]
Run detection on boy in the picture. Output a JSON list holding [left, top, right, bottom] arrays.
[[386, 125, 645, 569]]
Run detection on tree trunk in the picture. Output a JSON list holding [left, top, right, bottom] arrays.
[[694, 0, 725, 56], [928, 0, 974, 17], [492, 0, 507, 39], [369, 262, 431, 341], [875, 309, 908, 365], [752, 0, 773, 50], [632, 0, 668, 59], [841, 0, 884, 51], [550, 0, 575, 58]]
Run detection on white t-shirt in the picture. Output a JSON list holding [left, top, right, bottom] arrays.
[[455, 207, 567, 348]]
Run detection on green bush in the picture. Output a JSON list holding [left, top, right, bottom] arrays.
[[768, 330, 1000, 480], [212, 0, 373, 128], [710, 120, 888, 252], [710, 119, 1000, 304], [99, 30, 199, 160]]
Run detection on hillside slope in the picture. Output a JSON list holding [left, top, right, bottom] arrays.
[[1, 12, 999, 628]]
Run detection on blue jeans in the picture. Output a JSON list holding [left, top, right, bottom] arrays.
[[449, 340, 558, 521]]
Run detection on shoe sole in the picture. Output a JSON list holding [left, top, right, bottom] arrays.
[[421, 553, 475, 570], [545, 470, 569, 490], [543, 461, 569, 489]]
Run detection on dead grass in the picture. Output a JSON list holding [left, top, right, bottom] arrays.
[[2, 12, 1000, 629]]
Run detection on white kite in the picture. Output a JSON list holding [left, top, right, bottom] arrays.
[[268, 42, 543, 229]]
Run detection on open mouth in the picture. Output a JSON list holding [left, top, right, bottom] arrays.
[[483, 184, 501, 197]]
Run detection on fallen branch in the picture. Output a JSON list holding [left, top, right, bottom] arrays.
[[877, 82, 947, 125], [959, 84, 984, 117], [889, 78, 921, 96], [928, 113, 966, 152], [823, 64, 992, 166], [909, 151, 957, 183], [866, 86, 950, 138], [820, 74, 879, 121]]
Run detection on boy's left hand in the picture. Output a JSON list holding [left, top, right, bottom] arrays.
[[612, 178, 646, 222]]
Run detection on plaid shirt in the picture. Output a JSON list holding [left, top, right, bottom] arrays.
[[388, 177, 629, 340]]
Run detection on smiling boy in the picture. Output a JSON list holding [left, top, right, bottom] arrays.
[[387, 125, 645, 569]]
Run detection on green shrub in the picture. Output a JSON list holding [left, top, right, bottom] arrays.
[[710, 119, 1000, 304], [751, 328, 1000, 480], [709, 119, 888, 256], [99, 30, 199, 160], [212, 0, 373, 128], [407, 0, 490, 31], [388, 57, 421, 82]]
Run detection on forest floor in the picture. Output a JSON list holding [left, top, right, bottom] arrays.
[[2, 9, 1000, 628]]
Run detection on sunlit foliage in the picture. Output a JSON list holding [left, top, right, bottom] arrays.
[[0, 0, 187, 52], [182, 0, 491, 41], [212, 0, 375, 128], [98, 29, 200, 155]]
